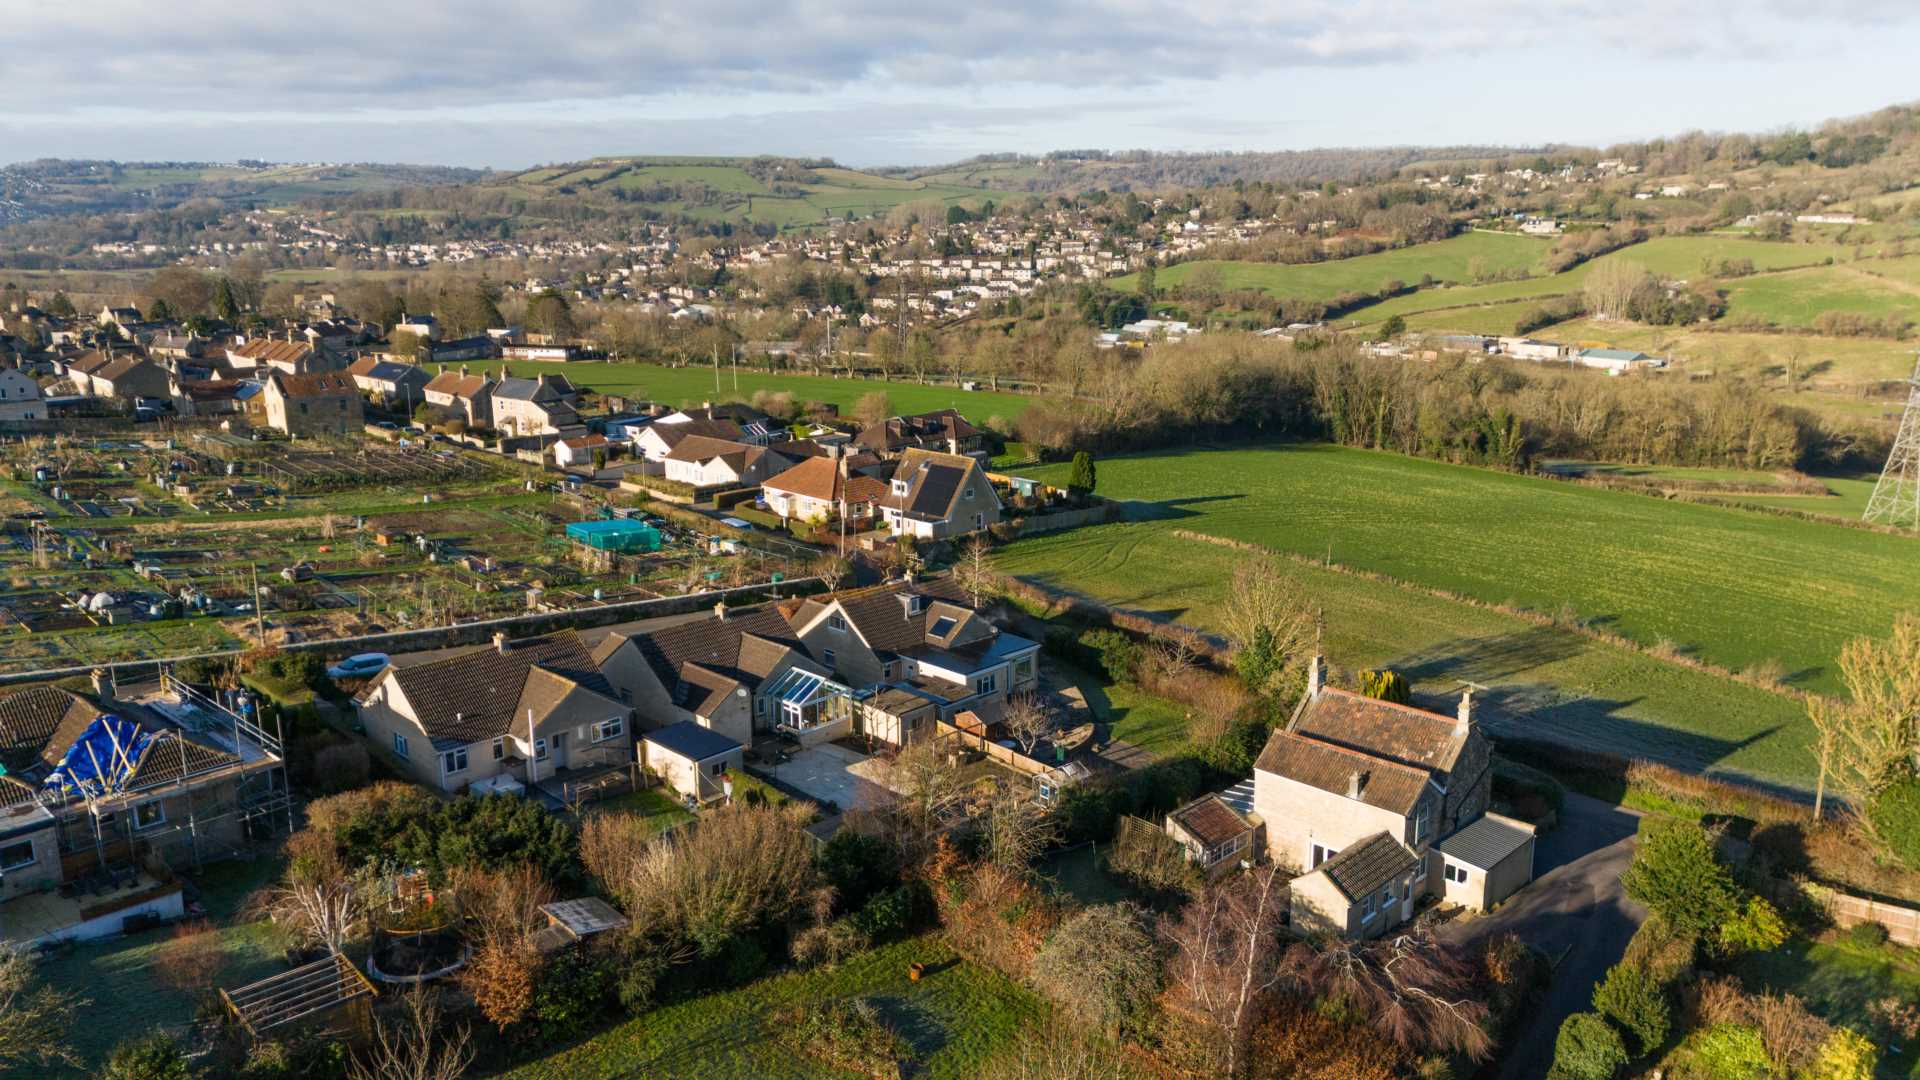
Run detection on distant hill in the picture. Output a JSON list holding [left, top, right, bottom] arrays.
[[899, 146, 1552, 193], [0, 159, 488, 224], [306, 156, 1001, 235]]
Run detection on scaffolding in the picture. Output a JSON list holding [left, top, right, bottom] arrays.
[[40, 676, 293, 883]]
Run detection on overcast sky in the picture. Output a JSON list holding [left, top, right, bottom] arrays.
[[4, 2, 1920, 169]]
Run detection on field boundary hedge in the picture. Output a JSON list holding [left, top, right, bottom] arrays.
[[1165, 527, 1826, 709]]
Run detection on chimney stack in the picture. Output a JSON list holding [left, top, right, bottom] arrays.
[[1347, 770, 1365, 799], [494, 631, 510, 654], [1456, 687, 1475, 733], [1306, 654, 1325, 698], [714, 599, 729, 622], [90, 666, 114, 704]]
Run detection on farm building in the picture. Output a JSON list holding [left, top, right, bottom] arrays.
[[565, 519, 662, 553]]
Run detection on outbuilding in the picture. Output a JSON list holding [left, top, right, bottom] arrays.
[[1431, 812, 1537, 911], [641, 720, 744, 804]]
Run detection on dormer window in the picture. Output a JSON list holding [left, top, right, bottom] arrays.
[[891, 480, 909, 496], [829, 614, 846, 632]]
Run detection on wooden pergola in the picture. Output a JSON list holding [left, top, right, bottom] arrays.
[[220, 951, 378, 1037]]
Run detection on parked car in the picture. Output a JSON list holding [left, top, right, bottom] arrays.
[[326, 652, 390, 680]]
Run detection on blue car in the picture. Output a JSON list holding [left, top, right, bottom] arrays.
[[326, 653, 390, 680]]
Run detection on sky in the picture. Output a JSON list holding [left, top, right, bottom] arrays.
[[4, 2, 1920, 170]]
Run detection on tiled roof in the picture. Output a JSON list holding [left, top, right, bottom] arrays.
[[664, 434, 759, 464], [1292, 687, 1470, 776], [0, 686, 101, 775], [1315, 830, 1420, 903], [232, 339, 314, 367], [647, 418, 745, 446], [1254, 730, 1430, 816], [1169, 794, 1252, 848], [373, 630, 617, 744], [424, 371, 491, 398], [271, 371, 357, 398], [790, 578, 972, 658], [878, 449, 984, 521], [763, 456, 842, 501], [612, 607, 809, 697]]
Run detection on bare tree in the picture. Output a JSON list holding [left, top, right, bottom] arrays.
[[0, 945, 87, 1070], [1002, 693, 1053, 757], [810, 554, 852, 592], [955, 535, 998, 608], [1162, 865, 1290, 1078], [246, 830, 369, 953], [982, 780, 1058, 873], [878, 739, 971, 863], [350, 988, 475, 1080], [1281, 927, 1493, 1060]]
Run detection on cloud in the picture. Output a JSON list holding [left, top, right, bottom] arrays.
[[0, 1, 1901, 117]]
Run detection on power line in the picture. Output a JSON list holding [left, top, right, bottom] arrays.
[[1864, 351, 1920, 529]]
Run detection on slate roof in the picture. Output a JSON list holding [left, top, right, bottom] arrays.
[[645, 719, 741, 761], [646, 418, 745, 447], [878, 448, 988, 522], [1291, 687, 1470, 776], [1169, 794, 1252, 848], [1314, 830, 1420, 903], [1253, 730, 1430, 816], [348, 357, 424, 384], [368, 630, 618, 744], [852, 409, 979, 452], [1438, 814, 1535, 869]]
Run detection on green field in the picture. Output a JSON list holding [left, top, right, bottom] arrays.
[[493, 935, 1057, 1079], [1109, 232, 1550, 301], [493, 158, 995, 230], [1722, 265, 1920, 328], [498, 360, 1036, 421], [992, 444, 1920, 789]]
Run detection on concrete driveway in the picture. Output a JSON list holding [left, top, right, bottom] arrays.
[[1443, 792, 1644, 1080], [759, 743, 891, 811]]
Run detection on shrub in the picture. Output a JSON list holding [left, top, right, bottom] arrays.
[[791, 920, 870, 969], [849, 884, 924, 944], [102, 1031, 196, 1080], [1801, 1028, 1878, 1080], [1845, 920, 1889, 949], [1683, 1023, 1770, 1080], [1717, 895, 1789, 956], [1620, 915, 1696, 984], [529, 946, 618, 1040], [1029, 903, 1162, 1037], [1621, 821, 1741, 936], [778, 997, 907, 1080], [817, 829, 899, 915], [1359, 669, 1410, 704], [1869, 776, 1920, 870], [310, 741, 369, 795], [1591, 962, 1669, 1056], [1550, 1012, 1627, 1080], [1080, 628, 1139, 683]]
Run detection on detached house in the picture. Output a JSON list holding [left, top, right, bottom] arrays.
[[1253, 659, 1529, 938], [851, 409, 984, 458], [878, 448, 1002, 540], [354, 630, 633, 795], [348, 356, 430, 406], [261, 371, 364, 437], [633, 417, 745, 467], [423, 368, 494, 427], [491, 373, 582, 437], [0, 366, 45, 420], [760, 455, 888, 525]]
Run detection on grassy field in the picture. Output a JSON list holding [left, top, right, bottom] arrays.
[[992, 443, 1920, 788], [1731, 935, 1920, 1079], [498, 360, 1037, 420], [1109, 232, 1550, 301], [492, 935, 1059, 1079], [1722, 265, 1920, 328]]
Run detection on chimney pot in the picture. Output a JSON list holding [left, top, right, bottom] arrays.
[[714, 600, 728, 621], [1457, 687, 1475, 731], [494, 631, 509, 654], [1347, 770, 1364, 799]]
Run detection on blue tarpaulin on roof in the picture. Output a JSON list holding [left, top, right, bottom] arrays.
[[43, 715, 152, 799]]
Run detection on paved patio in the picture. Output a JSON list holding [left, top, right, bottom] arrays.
[[758, 742, 891, 811]]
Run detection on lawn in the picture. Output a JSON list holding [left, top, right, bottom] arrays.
[[1731, 935, 1920, 1078], [586, 785, 697, 834], [498, 360, 1036, 422], [1109, 232, 1550, 302], [991, 443, 1920, 788], [490, 935, 1059, 1079]]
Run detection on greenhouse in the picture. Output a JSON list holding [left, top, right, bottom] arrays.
[[565, 518, 663, 553]]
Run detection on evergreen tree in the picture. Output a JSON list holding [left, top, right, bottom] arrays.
[[47, 291, 75, 317], [212, 276, 240, 323], [1068, 451, 1097, 499]]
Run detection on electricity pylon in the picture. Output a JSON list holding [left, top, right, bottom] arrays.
[[1864, 352, 1920, 529]]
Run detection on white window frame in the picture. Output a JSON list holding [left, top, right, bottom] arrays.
[[492, 737, 505, 761], [977, 673, 997, 695], [822, 648, 836, 667], [132, 800, 167, 831], [1361, 894, 1377, 922], [828, 614, 846, 632], [1413, 803, 1431, 846], [0, 839, 32, 872], [442, 747, 469, 776], [593, 717, 624, 742], [1311, 843, 1338, 869], [534, 738, 549, 761], [392, 732, 409, 760]]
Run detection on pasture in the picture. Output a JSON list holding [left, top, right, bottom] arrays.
[[500, 360, 1037, 420], [1720, 265, 1920, 328], [992, 444, 1920, 788]]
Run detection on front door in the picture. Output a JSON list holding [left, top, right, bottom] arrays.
[[550, 731, 569, 770]]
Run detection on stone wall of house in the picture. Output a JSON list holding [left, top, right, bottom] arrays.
[[1253, 770, 1415, 872]]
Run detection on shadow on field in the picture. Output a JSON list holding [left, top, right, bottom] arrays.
[[1125, 493, 1246, 521], [1390, 626, 1782, 780]]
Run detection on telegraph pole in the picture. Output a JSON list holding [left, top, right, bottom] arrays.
[[250, 563, 264, 645]]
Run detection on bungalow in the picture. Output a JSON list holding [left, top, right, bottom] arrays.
[[261, 371, 364, 437], [658, 403, 788, 446], [633, 417, 746, 466], [593, 602, 831, 747], [425, 336, 499, 364], [850, 409, 983, 458], [393, 314, 438, 341], [353, 630, 633, 795], [661, 435, 791, 490], [501, 343, 580, 362], [761, 455, 888, 526], [554, 434, 612, 470], [877, 448, 1002, 540]]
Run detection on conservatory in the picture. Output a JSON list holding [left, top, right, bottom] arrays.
[[766, 667, 857, 747]]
